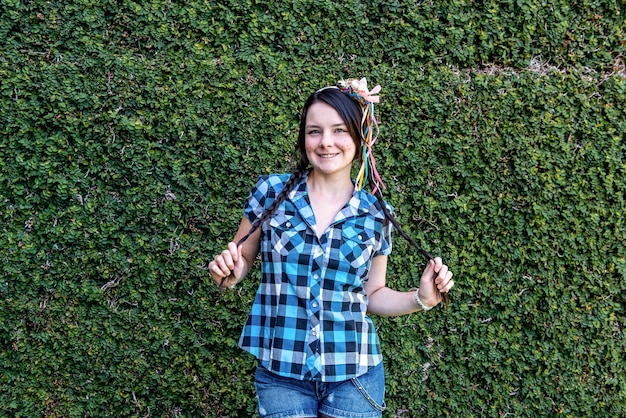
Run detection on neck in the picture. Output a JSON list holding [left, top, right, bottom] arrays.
[[307, 170, 354, 197]]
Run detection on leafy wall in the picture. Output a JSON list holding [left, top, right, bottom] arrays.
[[1, 0, 625, 416]]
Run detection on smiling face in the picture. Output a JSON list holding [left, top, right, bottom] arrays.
[[296, 87, 363, 172], [304, 102, 358, 178]]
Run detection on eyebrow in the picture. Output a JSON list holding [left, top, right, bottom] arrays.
[[305, 123, 347, 129]]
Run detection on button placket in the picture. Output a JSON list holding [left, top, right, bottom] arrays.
[[307, 242, 324, 368]]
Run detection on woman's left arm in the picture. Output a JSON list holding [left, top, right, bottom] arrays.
[[365, 255, 455, 316]]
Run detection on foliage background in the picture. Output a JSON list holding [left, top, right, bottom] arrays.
[[1, 0, 625, 416]]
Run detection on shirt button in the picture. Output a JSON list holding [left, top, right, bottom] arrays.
[[313, 274, 319, 280], [358, 234, 362, 240], [312, 330, 318, 337], [312, 302, 318, 308], [286, 222, 291, 227]]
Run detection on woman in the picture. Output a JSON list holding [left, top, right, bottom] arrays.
[[209, 78, 455, 418]]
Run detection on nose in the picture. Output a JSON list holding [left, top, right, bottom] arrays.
[[319, 130, 333, 147]]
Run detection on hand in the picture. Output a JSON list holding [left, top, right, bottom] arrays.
[[209, 242, 245, 289], [417, 257, 455, 307]]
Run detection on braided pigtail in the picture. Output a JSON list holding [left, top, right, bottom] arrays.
[[369, 179, 449, 306], [239, 162, 310, 246], [219, 161, 310, 291], [333, 77, 450, 307]]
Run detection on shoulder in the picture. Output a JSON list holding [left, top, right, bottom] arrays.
[[354, 189, 393, 220], [252, 173, 292, 196], [245, 173, 293, 217]]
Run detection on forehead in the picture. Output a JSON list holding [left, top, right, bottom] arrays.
[[306, 102, 345, 125]]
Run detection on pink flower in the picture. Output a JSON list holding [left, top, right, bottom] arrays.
[[350, 78, 381, 103]]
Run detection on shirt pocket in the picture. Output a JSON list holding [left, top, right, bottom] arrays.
[[268, 213, 309, 258], [339, 225, 378, 277]]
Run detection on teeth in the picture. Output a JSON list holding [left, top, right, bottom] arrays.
[[320, 154, 337, 158]]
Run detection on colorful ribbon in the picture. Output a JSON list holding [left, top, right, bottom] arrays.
[[337, 78, 385, 194]]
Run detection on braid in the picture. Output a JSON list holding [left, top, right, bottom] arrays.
[[369, 178, 450, 306], [367, 178, 431, 260], [235, 161, 310, 246], [218, 161, 309, 291]]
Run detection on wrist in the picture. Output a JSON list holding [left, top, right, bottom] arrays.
[[412, 288, 434, 311]]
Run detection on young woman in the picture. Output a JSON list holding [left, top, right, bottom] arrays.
[[209, 78, 455, 418]]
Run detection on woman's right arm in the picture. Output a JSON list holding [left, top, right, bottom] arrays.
[[209, 215, 261, 288]]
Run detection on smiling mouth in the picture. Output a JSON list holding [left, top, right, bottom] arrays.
[[319, 153, 339, 158]]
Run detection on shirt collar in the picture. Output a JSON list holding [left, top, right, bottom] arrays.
[[288, 172, 385, 223]]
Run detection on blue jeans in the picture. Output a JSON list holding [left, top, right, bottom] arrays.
[[254, 362, 387, 418]]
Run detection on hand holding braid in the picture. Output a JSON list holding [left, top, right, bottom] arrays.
[[368, 178, 450, 307], [213, 164, 310, 291], [209, 241, 245, 289]]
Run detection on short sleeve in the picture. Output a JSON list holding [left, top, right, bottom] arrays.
[[378, 220, 393, 256], [374, 202, 393, 257], [243, 174, 289, 224], [243, 175, 270, 224]]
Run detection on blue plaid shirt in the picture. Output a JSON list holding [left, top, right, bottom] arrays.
[[238, 173, 393, 382]]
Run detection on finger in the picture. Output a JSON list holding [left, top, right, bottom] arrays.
[[425, 258, 437, 275], [438, 271, 453, 291], [435, 264, 448, 281], [220, 248, 236, 270], [211, 248, 237, 275], [227, 242, 239, 264], [234, 243, 245, 274], [433, 264, 448, 289], [432, 257, 443, 273], [441, 278, 455, 293], [209, 258, 231, 279], [420, 259, 438, 288]]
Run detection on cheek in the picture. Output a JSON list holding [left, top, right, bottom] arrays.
[[304, 137, 316, 155], [340, 138, 359, 160]]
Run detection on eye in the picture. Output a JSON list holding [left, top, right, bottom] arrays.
[[307, 129, 321, 135]]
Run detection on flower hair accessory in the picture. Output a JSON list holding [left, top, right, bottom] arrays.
[[337, 78, 385, 194]]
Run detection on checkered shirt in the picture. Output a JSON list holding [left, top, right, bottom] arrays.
[[238, 173, 393, 382]]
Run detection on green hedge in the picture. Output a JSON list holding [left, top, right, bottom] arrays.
[[1, 0, 624, 416]]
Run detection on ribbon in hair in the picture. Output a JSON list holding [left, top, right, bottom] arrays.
[[337, 78, 385, 194]]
